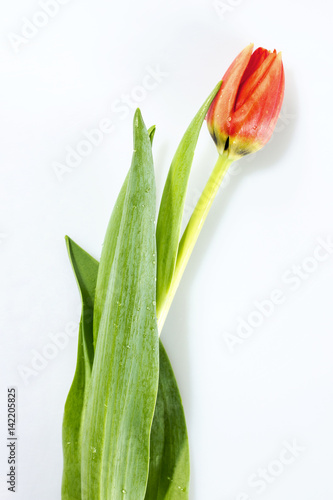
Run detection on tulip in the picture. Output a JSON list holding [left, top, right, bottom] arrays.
[[207, 43, 285, 160], [156, 46, 285, 333]]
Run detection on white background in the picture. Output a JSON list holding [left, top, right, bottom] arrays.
[[1, 0, 333, 498]]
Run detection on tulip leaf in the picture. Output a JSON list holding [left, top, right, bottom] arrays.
[[62, 120, 189, 500], [81, 110, 159, 500], [145, 341, 190, 500], [62, 239, 190, 500], [61, 237, 98, 500], [93, 125, 156, 345], [148, 124, 156, 143], [156, 82, 221, 321]]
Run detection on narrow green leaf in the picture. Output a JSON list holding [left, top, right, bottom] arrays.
[[61, 237, 98, 500], [156, 81, 222, 322], [145, 341, 190, 500], [93, 125, 156, 346], [148, 124, 156, 143], [63, 238, 190, 500], [62, 120, 190, 500], [81, 109, 159, 500]]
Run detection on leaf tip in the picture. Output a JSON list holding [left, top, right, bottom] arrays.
[[134, 108, 143, 127], [148, 125, 156, 144]]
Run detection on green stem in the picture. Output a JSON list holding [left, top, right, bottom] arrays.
[[157, 152, 233, 333]]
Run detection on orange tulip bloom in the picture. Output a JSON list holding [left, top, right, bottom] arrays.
[[207, 44, 285, 160]]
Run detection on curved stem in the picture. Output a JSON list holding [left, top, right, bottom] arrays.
[[157, 152, 233, 333]]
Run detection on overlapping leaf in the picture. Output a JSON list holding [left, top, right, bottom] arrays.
[[80, 110, 159, 500], [156, 82, 222, 320], [62, 240, 190, 500], [62, 109, 191, 500], [93, 125, 156, 345], [145, 342, 190, 499], [61, 238, 98, 500]]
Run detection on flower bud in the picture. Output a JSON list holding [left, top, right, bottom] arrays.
[[207, 44, 285, 160]]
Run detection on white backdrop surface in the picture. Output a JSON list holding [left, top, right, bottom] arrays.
[[1, 0, 333, 499]]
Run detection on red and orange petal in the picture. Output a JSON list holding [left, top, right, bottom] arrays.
[[230, 52, 284, 148], [238, 47, 270, 90], [235, 51, 278, 111], [206, 43, 254, 137]]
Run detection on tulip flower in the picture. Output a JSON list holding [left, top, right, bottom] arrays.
[[207, 43, 285, 160], [157, 46, 285, 331], [62, 46, 287, 500]]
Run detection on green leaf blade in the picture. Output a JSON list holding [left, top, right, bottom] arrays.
[[145, 341, 190, 500], [62, 235, 190, 500], [61, 238, 98, 500], [81, 110, 159, 500], [156, 82, 221, 323], [94, 125, 156, 346]]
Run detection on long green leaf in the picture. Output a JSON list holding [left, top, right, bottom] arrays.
[[61, 237, 98, 500], [62, 119, 190, 500], [62, 242, 190, 500], [81, 110, 159, 500], [63, 244, 190, 500], [145, 341, 190, 499], [156, 82, 221, 323], [93, 125, 156, 346]]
